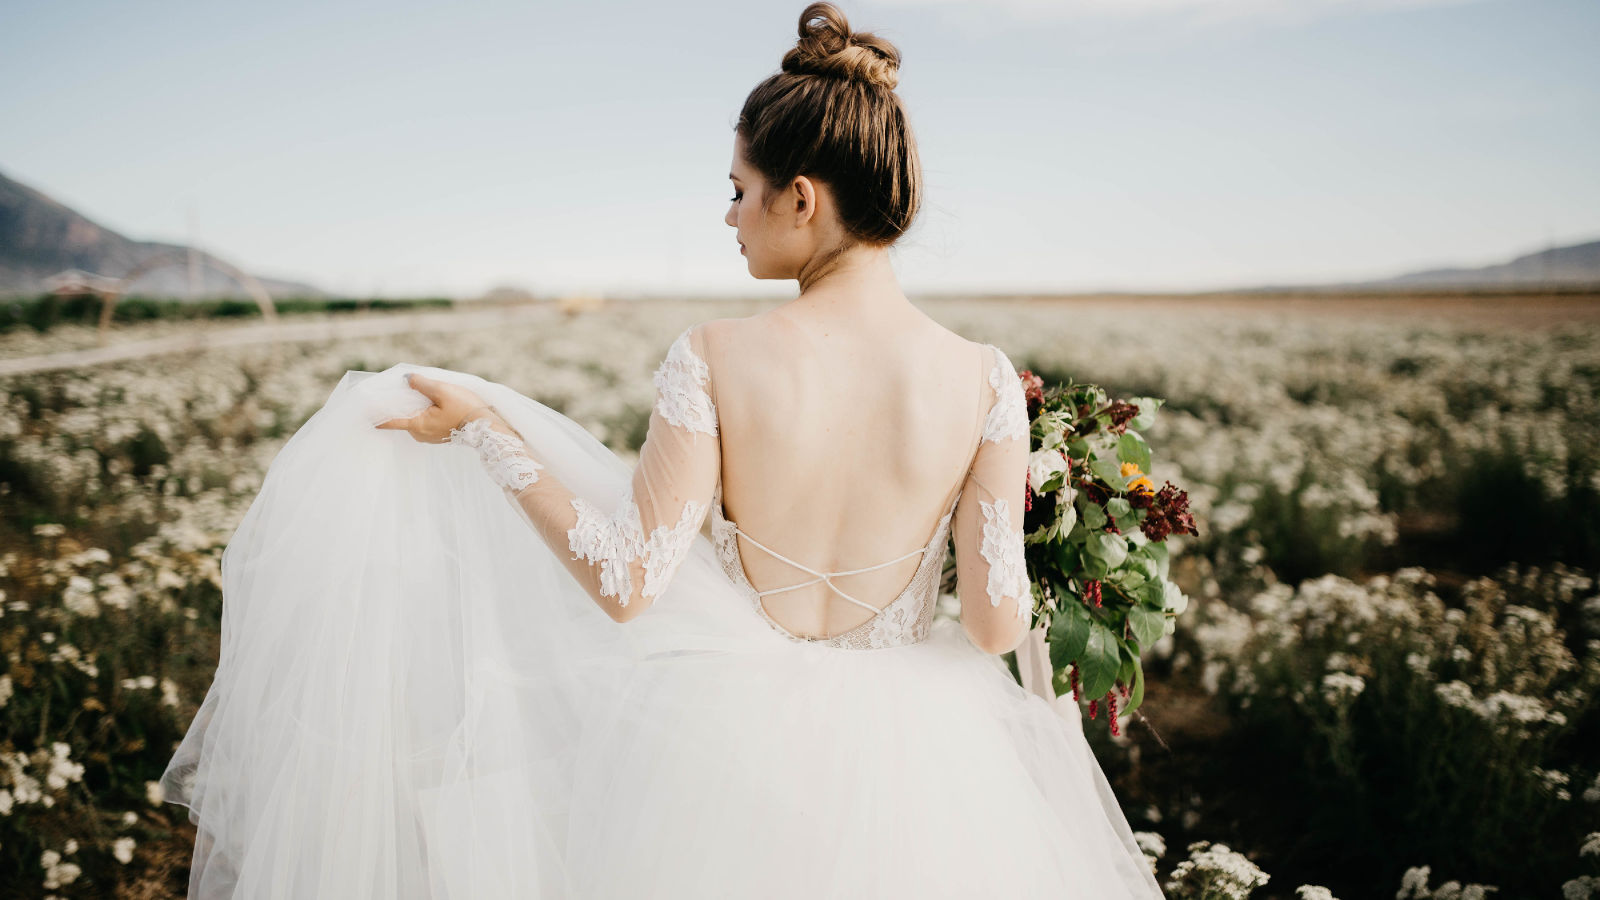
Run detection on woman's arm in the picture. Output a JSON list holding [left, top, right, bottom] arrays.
[[950, 344, 1033, 655], [384, 325, 721, 622]]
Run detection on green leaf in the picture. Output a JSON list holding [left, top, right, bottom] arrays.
[[1086, 532, 1128, 570], [1048, 600, 1092, 670], [1145, 541, 1170, 579], [1054, 539, 1080, 574], [1128, 397, 1163, 431], [1057, 500, 1077, 537], [1117, 431, 1151, 475], [1127, 549, 1159, 582], [1079, 498, 1107, 531], [1110, 569, 1147, 593], [1090, 455, 1125, 486], [1106, 496, 1136, 533], [1128, 605, 1165, 648], [1136, 578, 1166, 609], [1123, 657, 1146, 717], [1078, 623, 1120, 699]]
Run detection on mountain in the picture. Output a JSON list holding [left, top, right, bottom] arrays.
[[0, 168, 326, 300], [1233, 238, 1600, 293], [1368, 239, 1600, 288]]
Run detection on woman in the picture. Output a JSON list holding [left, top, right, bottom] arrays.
[[160, 4, 1165, 897]]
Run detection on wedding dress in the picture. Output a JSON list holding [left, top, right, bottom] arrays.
[[159, 323, 1166, 899]]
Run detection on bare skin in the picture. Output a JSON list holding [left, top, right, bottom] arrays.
[[380, 133, 1026, 654], [713, 134, 1021, 650]]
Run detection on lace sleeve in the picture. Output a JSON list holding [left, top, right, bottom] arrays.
[[950, 343, 1033, 653], [448, 324, 721, 620], [559, 325, 721, 613]]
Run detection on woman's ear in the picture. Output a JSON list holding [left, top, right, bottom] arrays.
[[790, 175, 818, 227]]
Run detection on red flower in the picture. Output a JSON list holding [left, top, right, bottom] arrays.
[[1081, 481, 1109, 506], [1084, 579, 1103, 609], [1139, 480, 1199, 542], [1107, 690, 1120, 736], [1018, 369, 1046, 418], [1104, 401, 1140, 434]]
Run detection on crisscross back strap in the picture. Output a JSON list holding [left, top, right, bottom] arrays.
[[731, 525, 926, 613]]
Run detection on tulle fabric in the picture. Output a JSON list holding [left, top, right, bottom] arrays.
[[159, 363, 1165, 899]]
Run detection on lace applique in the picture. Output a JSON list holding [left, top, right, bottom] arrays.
[[567, 490, 706, 607], [640, 499, 706, 600], [653, 328, 718, 436], [979, 498, 1030, 620], [448, 416, 544, 493], [981, 346, 1029, 444]]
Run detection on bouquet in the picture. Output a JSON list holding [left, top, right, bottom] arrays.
[[1014, 368, 1196, 735]]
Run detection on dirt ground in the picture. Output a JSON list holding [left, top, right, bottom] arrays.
[[934, 289, 1600, 331]]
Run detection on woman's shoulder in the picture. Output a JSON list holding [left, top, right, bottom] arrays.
[[687, 312, 996, 376]]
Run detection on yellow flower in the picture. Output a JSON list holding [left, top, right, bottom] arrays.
[[1120, 461, 1153, 493]]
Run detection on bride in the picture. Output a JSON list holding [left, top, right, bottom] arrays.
[[159, 3, 1165, 897]]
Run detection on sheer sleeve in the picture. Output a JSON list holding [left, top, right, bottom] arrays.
[[950, 343, 1033, 655], [447, 324, 721, 621]]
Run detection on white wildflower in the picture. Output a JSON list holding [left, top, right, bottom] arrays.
[[160, 677, 180, 707], [1321, 672, 1366, 705], [1535, 767, 1572, 801], [112, 836, 136, 864], [1582, 832, 1600, 858], [1133, 831, 1166, 858], [1399, 866, 1432, 899], [1480, 691, 1548, 724], [44, 743, 84, 790], [1435, 681, 1475, 709], [1165, 841, 1270, 897], [1564, 875, 1599, 900], [1296, 886, 1337, 900]]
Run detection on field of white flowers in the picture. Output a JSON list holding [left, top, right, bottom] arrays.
[[0, 296, 1596, 898]]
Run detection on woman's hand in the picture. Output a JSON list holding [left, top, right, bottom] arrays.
[[375, 372, 492, 444]]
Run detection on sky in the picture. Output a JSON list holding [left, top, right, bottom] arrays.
[[1, 0, 1596, 299]]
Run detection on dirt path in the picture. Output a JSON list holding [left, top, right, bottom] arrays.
[[0, 303, 562, 376]]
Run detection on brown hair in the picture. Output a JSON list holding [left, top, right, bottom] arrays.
[[737, 2, 922, 252]]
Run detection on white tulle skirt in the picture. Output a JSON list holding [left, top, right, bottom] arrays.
[[160, 363, 1165, 899]]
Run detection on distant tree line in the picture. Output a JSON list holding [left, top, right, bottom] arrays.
[[0, 293, 457, 333]]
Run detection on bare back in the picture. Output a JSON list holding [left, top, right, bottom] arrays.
[[700, 307, 990, 639]]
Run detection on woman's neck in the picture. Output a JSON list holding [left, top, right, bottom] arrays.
[[787, 242, 912, 320]]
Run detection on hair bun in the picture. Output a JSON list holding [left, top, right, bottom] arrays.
[[781, 2, 901, 91]]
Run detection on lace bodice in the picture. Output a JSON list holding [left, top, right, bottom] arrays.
[[448, 323, 1034, 650]]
